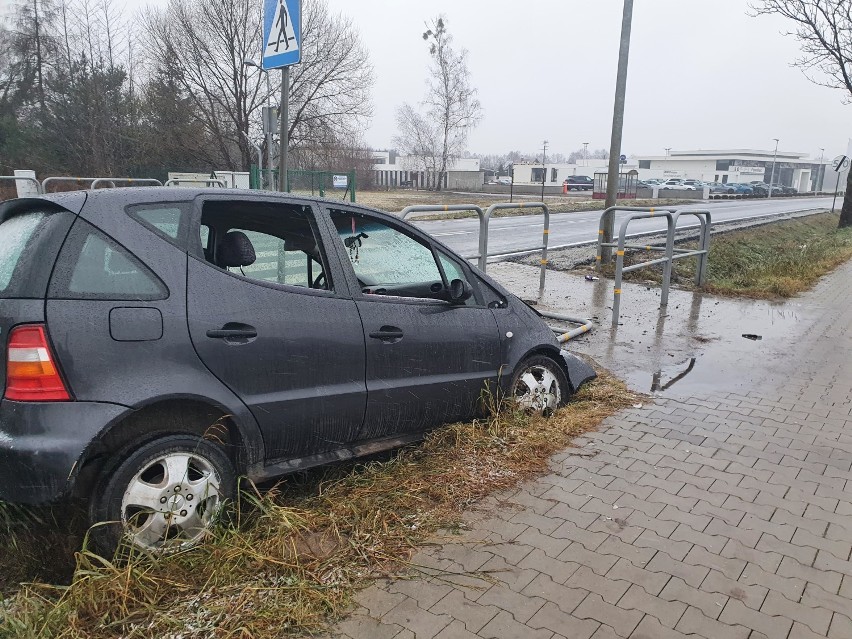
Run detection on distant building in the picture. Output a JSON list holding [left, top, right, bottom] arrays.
[[510, 160, 614, 186], [371, 151, 483, 190], [635, 149, 830, 192]]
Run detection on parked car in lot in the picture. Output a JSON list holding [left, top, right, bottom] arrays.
[[709, 182, 735, 194], [660, 179, 695, 190], [727, 183, 754, 194], [496, 177, 513, 186], [681, 179, 704, 190], [0, 188, 595, 553], [769, 183, 798, 196], [563, 176, 594, 191]]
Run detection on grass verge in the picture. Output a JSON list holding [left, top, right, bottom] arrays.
[[595, 211, 852, 299], [1, 372, 636, 638]]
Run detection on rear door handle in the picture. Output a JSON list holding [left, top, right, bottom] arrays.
[[206, 327, 258, 339], [369, 326, 404, 341]]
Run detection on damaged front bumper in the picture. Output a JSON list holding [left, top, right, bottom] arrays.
[[560, 350, 597, 393]]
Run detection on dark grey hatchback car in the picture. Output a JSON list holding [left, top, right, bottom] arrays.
[[0, 188, 594, 552]]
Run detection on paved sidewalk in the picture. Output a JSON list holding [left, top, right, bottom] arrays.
[[332, 261, 852, 639]]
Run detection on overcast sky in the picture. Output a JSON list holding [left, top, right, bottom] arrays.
[[5, 0, 850, 160]]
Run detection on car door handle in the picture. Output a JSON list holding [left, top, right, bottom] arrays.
[[369, 327, 404, 341], [206, 327, 258, 339]]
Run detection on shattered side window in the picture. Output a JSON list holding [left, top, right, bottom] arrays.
[[330, 211, 442, 287]]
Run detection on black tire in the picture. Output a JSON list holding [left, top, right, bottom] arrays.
[[89, 435, 236, 556], [509, 355, 571, 416]]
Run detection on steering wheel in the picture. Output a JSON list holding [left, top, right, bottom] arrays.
[[312, 272, 327, 289]]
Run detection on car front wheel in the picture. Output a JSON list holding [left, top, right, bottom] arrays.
[[510, 355, 570, 416], [90, 435, 236, 555]]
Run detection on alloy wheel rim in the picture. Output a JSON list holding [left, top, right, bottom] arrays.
[[514, 365, 561, 414], [120, 452, 222, 552]]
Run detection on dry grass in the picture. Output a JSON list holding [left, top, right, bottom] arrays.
[[0, 372, 636, 638], [594, 212, 852, 299]]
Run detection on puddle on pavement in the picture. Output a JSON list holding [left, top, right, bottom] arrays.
[[490, 263, 820, 398]]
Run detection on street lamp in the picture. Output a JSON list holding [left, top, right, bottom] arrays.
[[768, 138, 779, 198], [583, 142, 589, 167]]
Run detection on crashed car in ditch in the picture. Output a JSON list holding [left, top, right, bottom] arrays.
[[0, 188, 595, 552]]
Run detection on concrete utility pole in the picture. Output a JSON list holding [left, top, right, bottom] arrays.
[[583, 142, 590, 167], [768, 138, 779, 198], [601, 0, 634, 263], [541, 140, 548, 201], [818, 147, 825, 191]]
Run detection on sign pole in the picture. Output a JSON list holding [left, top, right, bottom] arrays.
[[279, 67, 290, 192]]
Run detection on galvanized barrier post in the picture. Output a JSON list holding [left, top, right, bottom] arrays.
[[0, 175, 43, 195], [482, 203, 550, 289], [399, 205, 487, 268], [90, 178, 162, 189]]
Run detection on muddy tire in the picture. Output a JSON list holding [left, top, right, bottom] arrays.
[[89, 435, 235, 556]]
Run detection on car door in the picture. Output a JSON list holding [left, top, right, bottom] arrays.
[[325, 207, 502, 440], [185, 196, 366, 462]]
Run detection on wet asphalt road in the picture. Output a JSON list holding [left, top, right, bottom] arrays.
[[412, 197, 836, 260]]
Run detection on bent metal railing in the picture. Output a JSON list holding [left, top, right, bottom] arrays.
[[0, 175, 43, 195], [596, 206, 711, 327], [399, 202, 551, 299]]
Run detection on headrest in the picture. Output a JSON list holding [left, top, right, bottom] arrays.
[[217, 231, 256, 268]]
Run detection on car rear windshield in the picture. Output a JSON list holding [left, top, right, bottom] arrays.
[[0, 208, 74, 298]]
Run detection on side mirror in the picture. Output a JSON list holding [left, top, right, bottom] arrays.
[[449, 278, 473, 304]]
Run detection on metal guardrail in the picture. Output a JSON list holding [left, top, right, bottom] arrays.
[[90, 178, 162, 189], [0, 175, 43, 194], [596, 206, 711, 327], [399, 202, 551, 298], [164, 178, 226, 188], [42, 177, 102, 192], [400, 205, 487, 269]]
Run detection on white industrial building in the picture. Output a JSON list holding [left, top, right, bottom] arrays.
[[635, 149, 830, 192], [371, 151, 484, 190], [510, 160, 617, 186]]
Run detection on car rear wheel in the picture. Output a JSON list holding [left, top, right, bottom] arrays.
[[510, 355, 570, 416], [90, 435, 236, 555]]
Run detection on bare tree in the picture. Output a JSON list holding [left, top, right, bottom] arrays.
[[143, 0, 373, 172], [394, 16, 481, 191], [752, 0, 852, 227], [394, 103, 440, 188]]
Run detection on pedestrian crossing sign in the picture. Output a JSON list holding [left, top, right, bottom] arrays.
[[262, 0, 301, 70]]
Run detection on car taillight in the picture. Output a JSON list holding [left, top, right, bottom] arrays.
[[5, 325, 71, 401]]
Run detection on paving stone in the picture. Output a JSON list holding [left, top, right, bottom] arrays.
[[557, 543, 619, 576], [477, 584, 547, 624], [617, 583, 687, 628], [660, 576, 728, 620], [646, 551, 709, 588], [526, 601, 600, 638], [514, 527, 572, 559], [433, 620, 481, 639], [828, 613, 852, 639], [431, 590, 500, 634], [629, 615, 694, 639], [566, 566, 631, 604], [656, 505, 711, 531], [761, 590, 833, 636], [478, 610, 554, 639], [720, 538, 782, 574], [777, 556, 843, 593], [573, 593, 643, 637], [354, 586, 409, 618], [595, 536, 656, 568], [479, 555, 539, 594], [675, 606, 750, 639], [517, 549, 581, 585], [520, 573, 588, 614], [704, 519, 761, 549], [684, 545, 745, 581], [700, 569, 767, 611], [382, 598, 452, 639], [335, 613, 404, 639], [670, 523, 727, 554], [387, 578, 455, 611], [801, 582, 852, 619], [633, 529, 691, 561], [605, 558, 670, 596], [482, 538, 536, 566]]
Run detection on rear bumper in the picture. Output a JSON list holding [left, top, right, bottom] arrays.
[[0, 400, 125, 504]]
